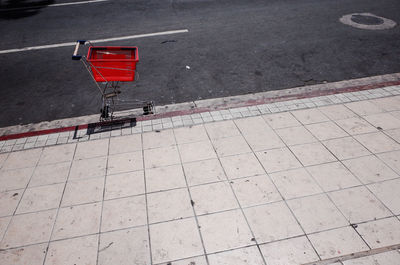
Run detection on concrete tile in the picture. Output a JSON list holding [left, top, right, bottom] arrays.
[[45, 235, 98, 265], [324, 137, 371, 160], [212, 135, 251, 157], [0, 189, 23, 217], [244, 201, 303, 243], [208, 246, 265, 265], [0, 153, 8, 168], [231, 175, 281, 207], [390, 110, 400, 120], [291, 108, 329, 124], [329, 186, 392, 223], [52, 203, 101, 240], [220, 153, 265, 179], [270, 168, 322, 200], [343, 250, 400, 265], [2, 148, 42, 170], [29, 162, 70, 187], [104, 170, 145, 200], [354, 132, 400, 153], [108, 151, 143, 174], [370, 96, 400, 112], [183, 159, 226, 186], [174, 125, 209, 144], [1, 210, 56, 248], [147, 188, 193, 223], [263, 112, 301, 129], [276, 126, 317, 146], [144, 145, 180, 168], [198, 210, 254, 253], [98, 226, 150, 265], [356, 217, 400, 248], [336, 117, 378, 135], [319, 104, 357, 120], [143, 129, 176, 149], [69, 156, 107, 179], [12, 144, 24, 151], [158, 256, 207, 265], [74, 138, 109, 160], [256, 147, 302, 173], [101, 195, 146, 232], [368, 178, 400, 215], [0, 216, 11, 239], [260, 236, 319, 265], [345, 101, 384, 116], [385, 128, 400, 142], [150, 218, 203, 263], [179, 140, 217, 163], [0, 167, 34, 192], [306, 162, 361, 192], [145, 164, 186, 193], [306, 121, 349, 141], [290, 142, 337, 166], [109, 134, 142, 155], [242, 130, 285, 151], [288, 194, 349, 233], [235, 116, 271, 135], [205, 120, 241, 140], [377, 150, 400, 174], [0, 243, 47, 265], [364, 113, 400, 130], [190, 181, 238, 215], [16, 183, 64, 214], [343, 155, 399, 184], [308, 227, 368, 259], [61, 177, 104, 206]]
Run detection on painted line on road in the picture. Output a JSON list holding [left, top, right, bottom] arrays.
[[0, 0, 109, 11], [49, 0, 109, 7], [0, 29, 189, 55]]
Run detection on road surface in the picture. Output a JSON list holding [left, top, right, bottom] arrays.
[[0, 0, 399, 127]]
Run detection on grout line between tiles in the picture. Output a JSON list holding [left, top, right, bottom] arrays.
[[95, 137, 110, 265], [172, 124, 211, 265], [41, 144, 78, 265], [141, 132, 154, 265]]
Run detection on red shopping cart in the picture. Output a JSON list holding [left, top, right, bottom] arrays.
[[72, 40, 154, 120]]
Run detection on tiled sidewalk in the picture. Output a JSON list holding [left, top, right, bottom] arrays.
[[0, 95, 400, 264], [1, 85, 400, 153]]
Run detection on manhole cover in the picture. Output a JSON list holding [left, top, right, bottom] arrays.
[[340, 13, 396, 30], [351, 14, 384, 25]]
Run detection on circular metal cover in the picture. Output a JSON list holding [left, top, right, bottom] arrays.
[[339, 13, 396, 30]]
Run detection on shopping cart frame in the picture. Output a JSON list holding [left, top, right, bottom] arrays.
[[72, 40, 154, 121]]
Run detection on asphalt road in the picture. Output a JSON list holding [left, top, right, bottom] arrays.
[[0, 0, 400, 127]]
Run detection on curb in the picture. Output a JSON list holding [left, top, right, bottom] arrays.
[[1, 72, 400, 141]]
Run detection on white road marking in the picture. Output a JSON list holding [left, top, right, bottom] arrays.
[[0, 29, 189, 55], [0, 0, 109, 11], [49, 0, 109, 7]]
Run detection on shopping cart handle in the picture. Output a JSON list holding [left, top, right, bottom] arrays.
[[72, 40, 86, 60]]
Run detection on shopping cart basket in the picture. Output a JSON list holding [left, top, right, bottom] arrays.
[[72, 40, 154, 120]]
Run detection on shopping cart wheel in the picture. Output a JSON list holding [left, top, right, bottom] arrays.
[[101, 105, 110, 119], [143, 101, 154, 115]]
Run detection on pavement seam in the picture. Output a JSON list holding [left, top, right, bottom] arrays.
[[141, 132, 154, 265], [202, 122, 269, 265], [95, 137, 110, 265], [40, 143, 78, 265], [172, 126, 211, 265]]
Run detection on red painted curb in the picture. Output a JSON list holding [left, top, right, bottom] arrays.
[[1, 80, 399, 141], [0, 124, 88, 141], [136, 80, 400, 121]]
